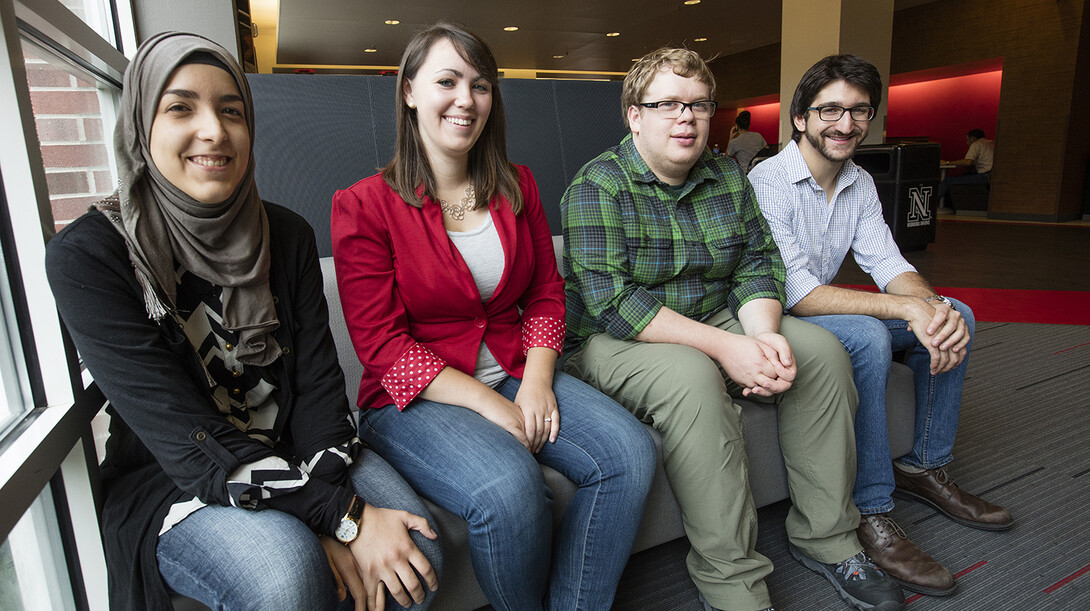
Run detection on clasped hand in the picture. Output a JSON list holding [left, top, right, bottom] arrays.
[[717, 332, 797, 397], [321, 503, 438, 611], [905, 299, 969, 375], [473, 382, 558, 454]]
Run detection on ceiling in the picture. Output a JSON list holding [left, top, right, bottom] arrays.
[[272, 0, 940, 75]]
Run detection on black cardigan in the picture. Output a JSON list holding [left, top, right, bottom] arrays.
[[46, 203, 356, 610]]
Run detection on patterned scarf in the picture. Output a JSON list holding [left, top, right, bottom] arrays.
[[93, 31, 280, 366]]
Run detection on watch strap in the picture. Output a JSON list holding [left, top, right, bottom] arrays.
[[336, 495, 364, 544], [925, 294, 953, 307]]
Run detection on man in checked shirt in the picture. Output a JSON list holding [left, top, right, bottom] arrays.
[[560, 48, 903, 611], [749, 54, 1011, 601]]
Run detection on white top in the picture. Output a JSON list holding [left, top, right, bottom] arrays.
[[727, 130, 768, 174], [448, 213, 508, 387], [966, 138, 994, 173], [748, 140, 917, 308]]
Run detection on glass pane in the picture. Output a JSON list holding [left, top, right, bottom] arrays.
[[1, 538, 26, 611], [0, 171, 31, 435], [56, 0, 117, 45], [2, 488, 76, 611], [21, 37, 120, 233]]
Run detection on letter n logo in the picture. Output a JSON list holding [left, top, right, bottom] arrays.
[[907, 186, 933, 228]]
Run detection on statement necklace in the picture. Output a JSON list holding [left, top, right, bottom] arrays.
[[439, 184, 475, 221]]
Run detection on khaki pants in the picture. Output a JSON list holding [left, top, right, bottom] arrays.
[[564, 310, 861, 611]]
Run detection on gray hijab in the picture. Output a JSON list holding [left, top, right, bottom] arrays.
[[94, 31, 280, 366]]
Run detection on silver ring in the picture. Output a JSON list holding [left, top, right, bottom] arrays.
[[543, 417, 553, 422]]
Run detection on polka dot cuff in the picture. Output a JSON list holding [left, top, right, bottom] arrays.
[[381, 344, 446, 410], [522, 316, 566, 356]]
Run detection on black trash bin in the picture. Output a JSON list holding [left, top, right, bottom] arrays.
[[852, 142, 940, 251]]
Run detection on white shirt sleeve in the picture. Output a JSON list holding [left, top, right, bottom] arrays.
[[750, 171, 825, 308], [849, 174, 917, 291]]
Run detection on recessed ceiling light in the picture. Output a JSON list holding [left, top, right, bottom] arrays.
[[553, 54, 565, 59], [364, 48, 378, 53], [606, 32, 620, 37], [694, 37, 708, 42], [384, 19, 400, 25], [684, 0, 701, 5], [504, 26, 519, 32]]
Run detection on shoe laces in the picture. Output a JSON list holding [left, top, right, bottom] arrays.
[[870, 513, 907, 539], [932, 466, 959, 488], [836, 552, 884, 582]]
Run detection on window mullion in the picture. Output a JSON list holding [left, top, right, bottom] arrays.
[[1, 0, 75, 411]]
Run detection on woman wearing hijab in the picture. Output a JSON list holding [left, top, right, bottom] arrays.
[[331, 23, 656, 610], [45, 32, 440, 611]]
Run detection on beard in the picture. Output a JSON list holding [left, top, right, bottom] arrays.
[[804, 126, 864, 163]]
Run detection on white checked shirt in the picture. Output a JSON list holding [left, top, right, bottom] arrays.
[[748, 140, 916, 308]]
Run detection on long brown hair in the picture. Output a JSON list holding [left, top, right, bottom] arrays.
[[382, 22, 523, 214]]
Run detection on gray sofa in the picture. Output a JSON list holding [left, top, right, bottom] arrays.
[[172, 248, 915, 611], [169, 74, 918, 611], [316, 246, 916, 611]]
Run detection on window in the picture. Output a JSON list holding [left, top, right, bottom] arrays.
[[0, 1, 131, 609], [21, 36, 120, 232], [1, 538, 22, 611], [0, 218, 30, 435], [1, 488, 77, 611], [55, 0, 116, 43]]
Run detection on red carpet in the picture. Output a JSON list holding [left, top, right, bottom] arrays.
[[836, 286, 1090, 325]]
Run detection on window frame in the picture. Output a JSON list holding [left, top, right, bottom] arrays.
[[0, 0, 131, 608]]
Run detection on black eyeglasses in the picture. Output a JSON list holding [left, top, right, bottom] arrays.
[[806, 105, 876, 122], [638, 100, 718, 119]]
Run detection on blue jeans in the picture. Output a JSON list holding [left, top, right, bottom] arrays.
[[937, 171, 989, 203], [360, 371, 656, 611], [157, 448, 442, 610], [801, 297, 975, 514]]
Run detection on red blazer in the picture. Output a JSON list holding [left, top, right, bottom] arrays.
[[331, 165, 566, 410]]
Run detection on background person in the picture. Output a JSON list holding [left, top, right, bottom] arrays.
[[330, 22, 656, 611], [45, 32, 441, 611], [727, 110, 768, 173], [937, 128, 994, 203]]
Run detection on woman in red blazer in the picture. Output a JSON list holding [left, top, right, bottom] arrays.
[[331, 22, 655, 610]]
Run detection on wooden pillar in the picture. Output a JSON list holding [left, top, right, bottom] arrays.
[[779, 0, 894, 145]]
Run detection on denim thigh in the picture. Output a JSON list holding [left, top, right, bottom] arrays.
[[156, 449, 440, 611]]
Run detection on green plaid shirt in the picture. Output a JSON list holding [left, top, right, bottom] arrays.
[[561, 134, 786, 349]]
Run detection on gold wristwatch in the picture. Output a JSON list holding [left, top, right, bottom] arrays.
[[335, 495, 364, 544]]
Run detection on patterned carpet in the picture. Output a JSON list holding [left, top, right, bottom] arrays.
[[609, 321, 1090, 610]]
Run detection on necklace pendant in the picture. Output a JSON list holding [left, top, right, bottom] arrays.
[[439, 184, 474, 221]]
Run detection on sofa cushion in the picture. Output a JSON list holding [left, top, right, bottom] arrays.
[[318, 254, 916, 610]]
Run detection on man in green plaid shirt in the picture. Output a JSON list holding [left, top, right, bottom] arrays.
[[561, 48, 904, 611]]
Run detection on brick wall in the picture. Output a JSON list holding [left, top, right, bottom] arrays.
[[24, 50, 116, 233], [22, 0, 118, 232]]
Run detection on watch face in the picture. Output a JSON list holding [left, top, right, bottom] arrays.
[[336, 519, 359, 543]]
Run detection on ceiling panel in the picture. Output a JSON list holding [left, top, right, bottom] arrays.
[[274, 0, 941, 74]]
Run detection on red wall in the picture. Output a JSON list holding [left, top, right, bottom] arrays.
[[886, 70, 1002, 160], [712, 101, 782, 153], [717, 70, 1000, 160], [746, 102, 781, 146]]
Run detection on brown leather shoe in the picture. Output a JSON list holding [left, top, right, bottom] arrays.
[[857, 513, 956, 596], [893, 464, 1014, 531]]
